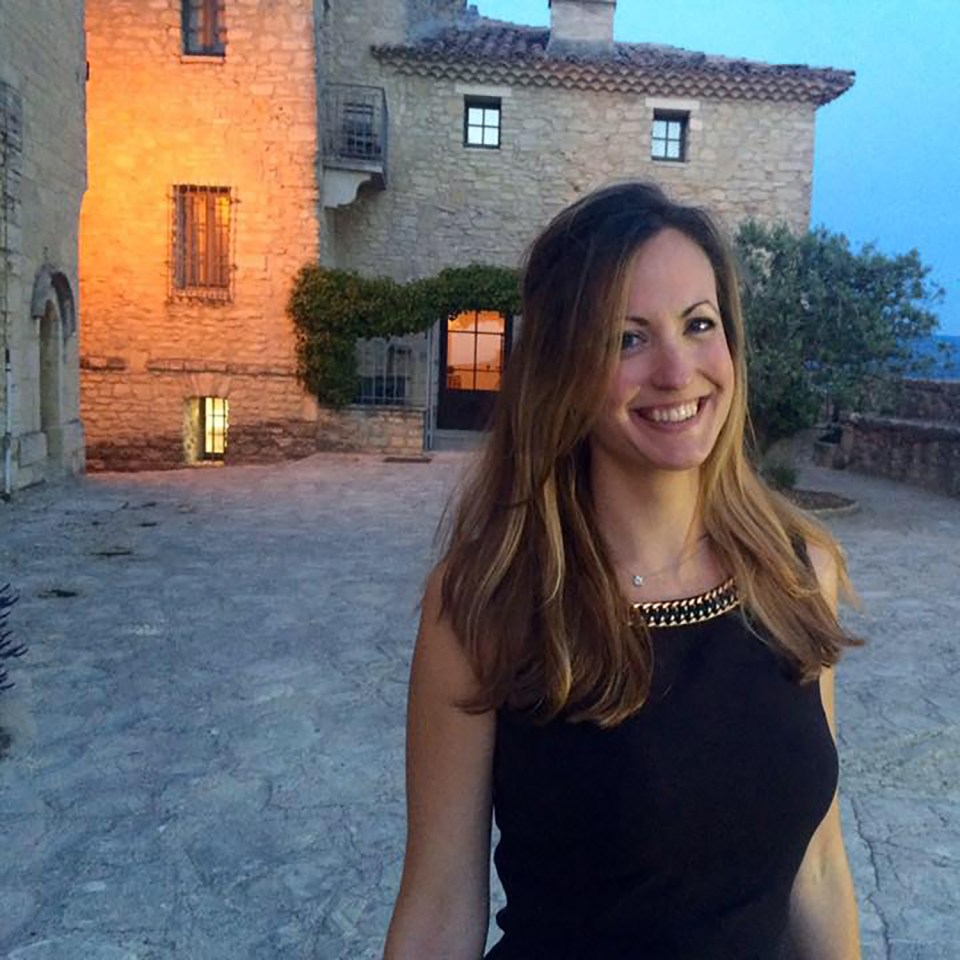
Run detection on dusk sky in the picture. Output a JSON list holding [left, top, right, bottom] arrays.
[[474, 0, 960, 335]]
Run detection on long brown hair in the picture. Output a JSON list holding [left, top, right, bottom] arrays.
[[440, 181, 859, 727]]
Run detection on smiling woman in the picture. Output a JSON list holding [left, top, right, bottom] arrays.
[[384, 182, 864, 960], [590, 228, 734, 479]]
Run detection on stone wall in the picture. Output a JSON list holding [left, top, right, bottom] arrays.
[[320, 0, 408, 80], [80, 0, 321, 471], [326, 70, 817, 280], [891, 378, 960, 423], [320, 0, 466, 78], [0, 1, 87, 490], [840, 379, 960, 498], [549, 0, 616, 46], [82, 360, 319, 472], [315, 405, 425, 457], [843, 414, 960, 499], [407, 0, 468, 36]]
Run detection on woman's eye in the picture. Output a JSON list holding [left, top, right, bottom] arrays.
[[620, 330, 647, 351], [687, 316, 718, 334]]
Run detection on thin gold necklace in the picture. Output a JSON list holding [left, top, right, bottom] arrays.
[[630, 534, 711, 587]]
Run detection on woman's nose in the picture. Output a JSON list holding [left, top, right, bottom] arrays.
[[649, 338, 694, 390]]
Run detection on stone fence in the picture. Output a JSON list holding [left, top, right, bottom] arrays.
[[888, 378, 960, 422], [830, 380, 960, 498], [315, 405, 425, 458]]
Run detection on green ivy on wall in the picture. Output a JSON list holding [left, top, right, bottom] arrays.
[[288, 263, 521, 407]]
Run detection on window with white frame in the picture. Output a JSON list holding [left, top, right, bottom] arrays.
[[651, 111, 688, 162], [464, 96, 501, 149]]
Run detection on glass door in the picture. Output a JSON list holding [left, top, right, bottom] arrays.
[[437, 310, 510, 430]]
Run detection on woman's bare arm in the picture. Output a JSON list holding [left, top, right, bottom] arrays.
[[784, 545, 861, 959], [383, 567, 497, 960]]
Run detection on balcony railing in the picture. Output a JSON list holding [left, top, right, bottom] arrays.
[[321, 83, 388, 186]]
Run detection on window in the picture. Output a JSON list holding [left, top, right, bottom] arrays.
[[182, 0, 226, 56], [355, 339, 412, 406], [445, 311, 506, 392], [341, 101, 380, 160], [651, 111, 688, 162], [199, 397, 228, 460], [172, 185, 233, 300], [464, 96, 501, 149]]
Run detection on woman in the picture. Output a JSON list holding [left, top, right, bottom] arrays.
[[384, 182, 861, 959]]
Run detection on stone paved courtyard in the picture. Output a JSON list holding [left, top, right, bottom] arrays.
[[0, 452, 958, 959]]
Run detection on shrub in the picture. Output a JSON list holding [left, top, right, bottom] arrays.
[[0, 584, 24, 694], [761, 460, 798, 492], [288, 264, 521, 407]]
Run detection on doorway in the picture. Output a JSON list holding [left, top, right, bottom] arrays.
[[39, 303, 62, 459], [436, 310, 511, 431]]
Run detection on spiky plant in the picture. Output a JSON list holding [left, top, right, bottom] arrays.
[[0, 584, 25, 693]]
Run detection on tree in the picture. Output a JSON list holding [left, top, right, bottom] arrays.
[[735, 221, 944, 450]]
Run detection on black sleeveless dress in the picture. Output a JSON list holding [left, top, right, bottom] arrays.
[[485, 582, 837, 960]]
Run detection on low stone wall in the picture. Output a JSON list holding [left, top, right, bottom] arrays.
[[82, 360, 426, 468], [892, 379, 960, 422], [316, 405, 425, 457], [825, 379, 960, 498], [81, 366, 321, 472], [842, 411, 960, 499]]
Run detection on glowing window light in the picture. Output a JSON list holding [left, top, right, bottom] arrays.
[[200, 396, 228, 460]]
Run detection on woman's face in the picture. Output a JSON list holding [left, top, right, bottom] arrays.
[[588, 228, 735, 476]]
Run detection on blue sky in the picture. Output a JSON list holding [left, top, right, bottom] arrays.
[[474, 0, 960, 335]]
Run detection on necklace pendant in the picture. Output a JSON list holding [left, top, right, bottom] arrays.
[[632, 574, 644, 587]]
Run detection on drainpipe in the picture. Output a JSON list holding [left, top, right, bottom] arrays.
[[0, 82, 14, 499], [1, 166, 9, 498], [2, 346, 11, 500]]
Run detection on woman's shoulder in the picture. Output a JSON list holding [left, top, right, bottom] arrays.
[[420, 562, 446, 619], [415, 562, 486, 701]]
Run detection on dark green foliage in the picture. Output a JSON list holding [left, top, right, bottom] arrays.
[[761, 460, 798, 492], [735, 221, 944, 450], [288, 264, 521, 407], [0, 584, 24, 694]]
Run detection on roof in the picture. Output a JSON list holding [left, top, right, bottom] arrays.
[[372, 19, 854, 106]]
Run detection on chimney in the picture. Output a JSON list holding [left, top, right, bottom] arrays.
[[548, 0, 616, 53]]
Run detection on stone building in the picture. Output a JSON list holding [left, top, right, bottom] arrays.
[[0, 1, 87, 492], [81, 0, 853, 466], [81, 0, 321, 470]]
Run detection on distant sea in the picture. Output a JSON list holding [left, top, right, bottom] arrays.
[[909, 334, 960, 380]]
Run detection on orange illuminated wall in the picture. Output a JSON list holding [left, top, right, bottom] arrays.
[[80, 0, 321, 470]]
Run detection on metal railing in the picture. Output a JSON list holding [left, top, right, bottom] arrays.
[[321, 83, 388, 177], [182, 0, 226, 56], [355, 336, 425, 407], [169, 184, 236, 302]]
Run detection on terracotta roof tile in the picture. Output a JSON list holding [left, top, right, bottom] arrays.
[[372, 19, 854, 106]]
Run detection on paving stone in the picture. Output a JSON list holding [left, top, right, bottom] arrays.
[[0, 451, 957, 957]]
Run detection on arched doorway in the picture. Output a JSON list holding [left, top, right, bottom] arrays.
[[39, 302, 63, 459], [30, 267, 75, 464], [436, 309, 512, 430]]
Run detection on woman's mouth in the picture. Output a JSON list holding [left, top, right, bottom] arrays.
[[633, 399, 704, 424]]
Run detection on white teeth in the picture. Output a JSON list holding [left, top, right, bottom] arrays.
[[641, 401, 699, 423]]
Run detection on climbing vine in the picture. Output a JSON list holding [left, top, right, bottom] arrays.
[[288, 263, 521, 406]]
